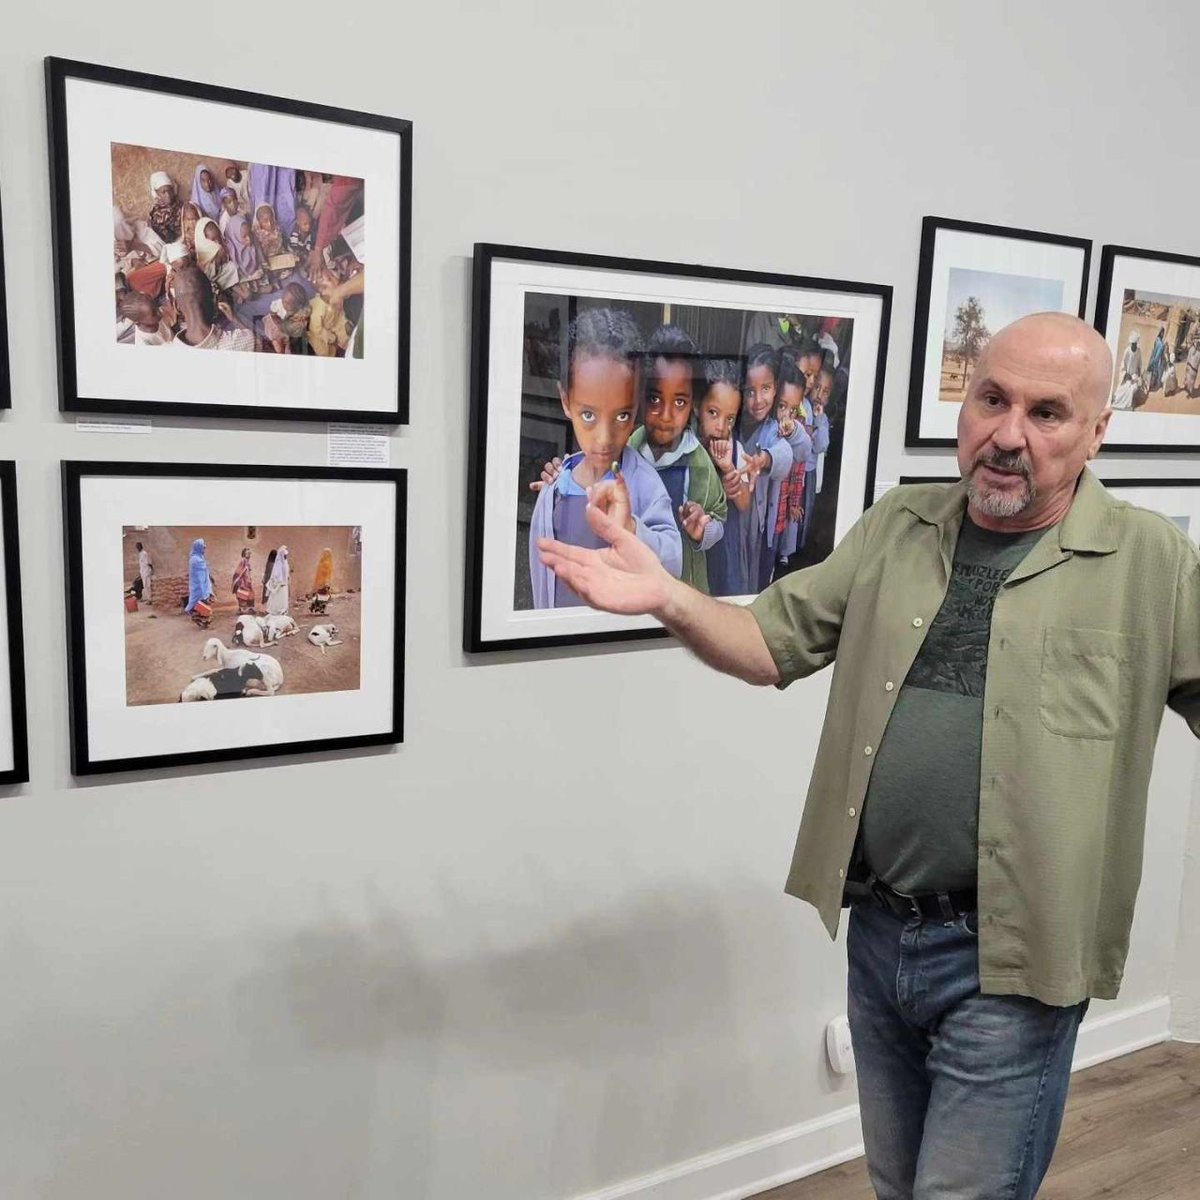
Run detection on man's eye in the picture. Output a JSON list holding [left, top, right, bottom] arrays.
[[580, 410, 595, 423], [616, 412, 632, 423]]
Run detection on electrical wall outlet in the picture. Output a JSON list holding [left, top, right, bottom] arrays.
[[825, 1014, 856, 1076]]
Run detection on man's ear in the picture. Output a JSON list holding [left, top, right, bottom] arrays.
[[1088, 407, 1114, 459], [558, 383, 570, 419]]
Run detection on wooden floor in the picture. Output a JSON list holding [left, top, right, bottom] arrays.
[[752, 1041, 1200, 1200]]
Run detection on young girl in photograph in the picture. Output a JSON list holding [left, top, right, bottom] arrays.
[[627, 325, 727, 594], [224, 214, 269, 298], [527, 307, 681, 609], [772, 354, 808, 566], [698, 356, 751, 597], [254, 204, 286, 261], [737, 343, 797, 592]]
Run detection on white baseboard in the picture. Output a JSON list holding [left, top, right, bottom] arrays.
[[1072, 995, 1171, 1071], [567, 995, 1171, 1200]]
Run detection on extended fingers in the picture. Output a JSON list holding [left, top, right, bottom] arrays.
[[537, 536, 602, 568]]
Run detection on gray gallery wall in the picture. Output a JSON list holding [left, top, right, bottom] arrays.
[[1, 2, 1198, 1198]]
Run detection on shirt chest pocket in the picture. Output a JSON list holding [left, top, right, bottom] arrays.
[[1039, 626, 1141, 740]]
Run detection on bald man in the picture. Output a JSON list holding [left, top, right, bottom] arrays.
[[538, 313, 1200, 1199]]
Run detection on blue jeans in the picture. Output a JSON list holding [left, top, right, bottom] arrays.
[[847, 900, 1088, 1199]]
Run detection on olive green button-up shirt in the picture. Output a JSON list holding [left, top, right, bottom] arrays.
[[750, 469, 1200, 1006]]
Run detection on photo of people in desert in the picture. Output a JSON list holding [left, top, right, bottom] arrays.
[[112, 144, 365, 358], [514, 296, 854, 608], [122, 524, 362, 705], [1109, 288, 1200, 414]]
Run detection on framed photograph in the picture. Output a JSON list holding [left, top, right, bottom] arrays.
[[46, 57, 412, 424], [464, 243, 892, 653], [906, 216, 1091, 447], [1094, 245, 1200, 452], [63, 461, 406, 775], [896, 474, 1200, 545], [0, 464, 29, 784]]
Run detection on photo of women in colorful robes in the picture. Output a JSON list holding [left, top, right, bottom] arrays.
[[112, 144, 365, 358], [516, 298, 854, 608]]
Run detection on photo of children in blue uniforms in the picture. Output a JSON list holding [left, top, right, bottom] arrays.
[[514, 297, 856, 608], [526, 308, 682, 609]]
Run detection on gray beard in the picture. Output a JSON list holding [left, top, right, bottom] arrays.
[[964, 469, 1036, 517]]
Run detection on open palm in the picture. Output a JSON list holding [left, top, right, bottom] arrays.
[[537, 490, 672, 616]]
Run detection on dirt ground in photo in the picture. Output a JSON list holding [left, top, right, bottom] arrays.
[[938, 351, 973, 403], [123, 592, 362, 706], [1112, 311, 1200, 415]]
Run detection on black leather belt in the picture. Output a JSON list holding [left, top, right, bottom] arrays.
[[862, 875, 977, 922]]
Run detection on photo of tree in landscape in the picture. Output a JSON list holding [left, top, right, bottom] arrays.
[[937, 267, 1064, 401]]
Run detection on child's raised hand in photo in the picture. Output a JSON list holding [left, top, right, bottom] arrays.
[[707, 438, 733, 473], [679, 501, 710, 544], [586, 474, 634, 534], [528, 457, 564, 492], [740, 450, 770, 489]]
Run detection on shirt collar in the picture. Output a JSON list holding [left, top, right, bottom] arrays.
[[897, 467, 1119, 555]]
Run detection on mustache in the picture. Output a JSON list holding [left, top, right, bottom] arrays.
[[974, 448, 1032, 478]]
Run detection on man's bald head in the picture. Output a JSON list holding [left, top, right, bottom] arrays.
[[957, 311, 1115, 532], [975, 312, 1113, 419]]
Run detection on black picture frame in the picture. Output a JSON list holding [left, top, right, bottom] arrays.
[[1093, 243, 1200, 453], [46, 56, 412, 425], [465, 242, 892, 654], [0, 463, 29, 785], [0, 187, 10, 412], [897, 474, 1200, 494], [63, 460, 406, 776], [905, 216, 1092, 449]]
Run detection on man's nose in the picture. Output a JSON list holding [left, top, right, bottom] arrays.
[[991, 409, 1027, 450]]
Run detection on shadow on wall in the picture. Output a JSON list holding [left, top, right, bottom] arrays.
[[5, 883, 843, 1198], [230, 881, 841, 1196]]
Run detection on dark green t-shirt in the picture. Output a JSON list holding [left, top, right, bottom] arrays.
[[860, 515, 1049, 894]]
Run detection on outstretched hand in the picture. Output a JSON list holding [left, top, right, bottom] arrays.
[[537, 485, 673, 616]]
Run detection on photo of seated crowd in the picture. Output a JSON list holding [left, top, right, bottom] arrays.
[[122, 524, 363, 706], [515, 297, 853, 609], [112, 145, 365, 357]]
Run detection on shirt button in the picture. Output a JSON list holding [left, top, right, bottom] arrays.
[[864, 745, 873, 756], [838, 868, 845, 878], [912, 617, 924, 628], [848, 807, 857, 817], [884, 681, 895, 692]]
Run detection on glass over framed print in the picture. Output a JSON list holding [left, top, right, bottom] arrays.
[[464, 243, 891, 653], [1094, 244, 1200, 452], [0, 463, 29, 785], [63, 461, 406, 775], [46, 57, 412, 424], [905, 216, 1091, 447]]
